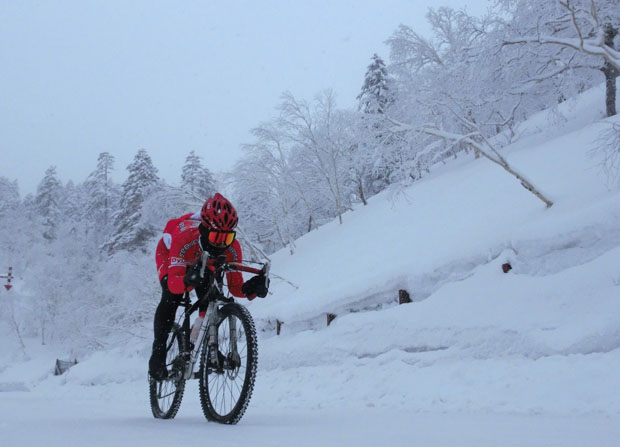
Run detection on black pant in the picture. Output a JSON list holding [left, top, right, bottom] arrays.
[[150, 276, 208, 367], [150, 276, 184, 366]]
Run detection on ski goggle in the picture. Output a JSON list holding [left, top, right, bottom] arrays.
[[207, 230, 236, 247]]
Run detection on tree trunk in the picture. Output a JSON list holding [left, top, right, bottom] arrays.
[[9, 305, 27, 356], [604, 70, 617, 117], [602, 25, 619, 117], [358, 180, 368, 206], [332, 159, 344, 224], [276, 225, 294, 255], [473, 139, 554, 208]]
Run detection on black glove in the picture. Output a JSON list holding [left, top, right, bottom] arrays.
[[184, 262, 212, 288], [242, 274, 269, 299]]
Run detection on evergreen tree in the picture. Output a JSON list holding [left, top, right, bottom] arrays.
[[34, 166, 63, 240], [62, 180, 84, 228], [84, 152, 119, 243], [106, 149, 159, 252], [181, 150, 216, 200], [354, 54, 393, 196], [357, 54, 391, 114]]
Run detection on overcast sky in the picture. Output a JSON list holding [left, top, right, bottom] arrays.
[[0, 0, 489, 195]]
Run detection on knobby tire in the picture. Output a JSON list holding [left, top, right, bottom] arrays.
[[198, 303, 258, 424], [149, 324, 187, 419]]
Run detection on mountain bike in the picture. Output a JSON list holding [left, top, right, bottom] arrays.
[[148, 253, 269, 424]]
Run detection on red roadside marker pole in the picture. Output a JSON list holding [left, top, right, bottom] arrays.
[[2, 266, 13, 291]]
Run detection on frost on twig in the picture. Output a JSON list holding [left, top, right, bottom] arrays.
[[591, 121, 620, 187]]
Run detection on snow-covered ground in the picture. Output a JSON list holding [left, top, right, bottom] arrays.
[[2, 86, 620, 445], [3, 386, 619, 447]]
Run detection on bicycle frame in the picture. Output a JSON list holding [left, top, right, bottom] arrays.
[[180, 298, 215, 380]]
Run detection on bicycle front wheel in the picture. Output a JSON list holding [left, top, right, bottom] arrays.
[[199, 303, 258, 424], [149, 323, 187, 419]]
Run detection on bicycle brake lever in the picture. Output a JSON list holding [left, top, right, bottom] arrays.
[[262, 261, 271, 278], [199, 251, 209, 278], [262, 262, 271, 292]]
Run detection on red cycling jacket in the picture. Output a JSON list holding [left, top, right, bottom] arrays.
[[155, 213, 245, 297]]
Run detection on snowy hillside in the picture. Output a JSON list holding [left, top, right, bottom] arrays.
[[241, 85, 620, 421], [252, 84, 620, 325], [2, 85, 620, 445]]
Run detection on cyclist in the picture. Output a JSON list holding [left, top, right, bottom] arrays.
[[149, 193, 268, 380]]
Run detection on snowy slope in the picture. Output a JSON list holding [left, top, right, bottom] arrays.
[[1, 85, 620, 445], [251, 85, 620, 327], [242, 84, 620, 416]]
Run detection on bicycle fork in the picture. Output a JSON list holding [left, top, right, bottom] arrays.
[[182, 301, 237, 380]]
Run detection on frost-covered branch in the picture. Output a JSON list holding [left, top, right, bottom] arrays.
[[504, 1, 620, 71], [505, 33, 620, 70], [386, 116, 554, 208]]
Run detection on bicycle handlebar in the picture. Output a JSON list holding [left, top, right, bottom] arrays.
[[203, 256, 268, 276], [225, 262, 264, 275]]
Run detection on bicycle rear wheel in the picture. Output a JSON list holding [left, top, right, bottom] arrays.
[[149, 323, 188, 419], [198, 303, 258, 424]]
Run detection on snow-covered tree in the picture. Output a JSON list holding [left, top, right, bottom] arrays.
[[0, 177, 20, 218], [63, 180, 87, 228], [280, 90, 350, 224], [502, 0, 620, 117], [383, 8, 489, 182], [181, 150, 216, 200], [345, 119, 381, 206], [141, 181, 199, 232], [34, 166, 63, 240], [357, 54, 391, 114], [105, 149, 160, 252], [351, 54, 396, 199], [84, 152, 119, 244], [233, 120, 312, 254]]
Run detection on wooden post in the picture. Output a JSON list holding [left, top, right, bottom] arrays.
[[54, 358, 79, 376], [276, 319, 284, 336], [398, 289, 412, 304], [326, 313, 337, 326]]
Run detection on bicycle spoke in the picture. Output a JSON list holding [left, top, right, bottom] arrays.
[[232, 377, 242, 394], [150, 324, 188, 419], [206, 314, 246, 415]]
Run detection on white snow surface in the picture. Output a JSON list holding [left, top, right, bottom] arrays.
[[2, 86, 620, 445]]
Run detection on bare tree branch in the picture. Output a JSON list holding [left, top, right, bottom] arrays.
[[385, 115, 554, 208]]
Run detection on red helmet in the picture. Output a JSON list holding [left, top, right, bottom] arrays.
[[200, 193, 238, 231]]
